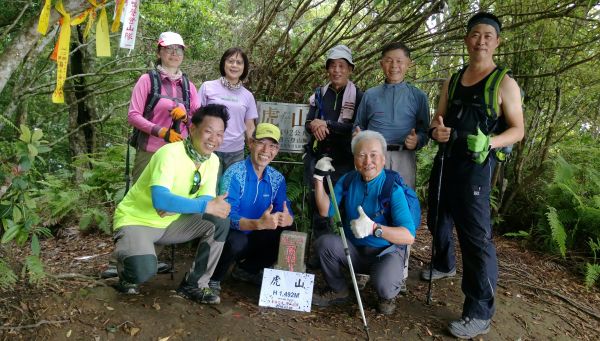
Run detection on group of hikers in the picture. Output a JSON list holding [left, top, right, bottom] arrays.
[[108, 11, 524, 339]]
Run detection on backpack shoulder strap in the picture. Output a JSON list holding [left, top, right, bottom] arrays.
[[484, 66, 510, 119], [314, 86, 324, 119], [339, 171, 358, 222], [378, 169, 400, 225], [143, 69, 162, 119], [181, 73, 191, 113], [447, 66, 467, 104]]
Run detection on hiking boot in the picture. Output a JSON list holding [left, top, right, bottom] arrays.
[[208, 280, 221, 296], [448, 317, 491, 339], [399, 280, 408, 296], [176, 282, 220, 305], [114, 279, 139, 295], [420, 267, 456, 281], [101, 262, 171, 279], [355, 273, 370, 290], [231, 266, 263, 285], [312, 288, 349, 307], [377, 297, 396, 315]]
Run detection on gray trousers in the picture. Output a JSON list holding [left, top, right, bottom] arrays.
[[315, 234, 407, 299], [113, 214, 229, 288], [385, 149, 416, 279]]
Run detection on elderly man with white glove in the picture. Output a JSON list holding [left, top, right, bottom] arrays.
[[311, 130, 416, 315]]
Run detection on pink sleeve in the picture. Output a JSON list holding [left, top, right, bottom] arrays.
[[127, 74, 157, 135]]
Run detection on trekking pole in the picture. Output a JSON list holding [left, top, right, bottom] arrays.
[[426, 143, 446, 305], [326, 175, 370, 341]]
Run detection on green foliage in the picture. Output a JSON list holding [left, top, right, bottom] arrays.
[[503, 230, 530, 239], [0, 124, 52, 286], [524, 153, 600, 284], [23, 255, 45, 285], [0, 259, 17, 290], [273, 153, 310, 233], [36, 145, 126, 233], [545, 206, 567, 258], [584, 263, 600, 289]]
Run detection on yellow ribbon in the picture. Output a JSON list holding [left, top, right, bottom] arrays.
[[96, 0, 111, 57], [52, 0, 71, 104], [37, 0, 52, 35], [111, 0, 126, 33]]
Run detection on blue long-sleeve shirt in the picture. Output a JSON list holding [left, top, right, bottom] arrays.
[[219, 157, 293, 233], [355, 81, 430, 149], [329, 170, 415, 248]]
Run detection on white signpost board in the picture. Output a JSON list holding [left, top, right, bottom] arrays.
[[258, 268, 315, 312], [257, 101, 309, 153]]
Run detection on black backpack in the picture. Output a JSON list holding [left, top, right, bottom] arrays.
[[128, 69, 191, 148]]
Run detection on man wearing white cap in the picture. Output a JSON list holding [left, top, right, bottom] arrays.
[[304, 44, 364, 241], [208, 123, 294, 293]]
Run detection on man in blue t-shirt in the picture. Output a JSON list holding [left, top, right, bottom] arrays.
[[208, 123, 294, 293], [311, 130, 415, 315]]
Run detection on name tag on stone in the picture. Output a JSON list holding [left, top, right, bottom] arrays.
[[258, 268, 314, 312]]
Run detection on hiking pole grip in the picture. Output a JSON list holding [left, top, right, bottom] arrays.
[[427, 142, 447, 305], [326, 175, 370, 340]]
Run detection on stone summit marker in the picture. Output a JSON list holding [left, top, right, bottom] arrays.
[[275, 231, 307, 273]]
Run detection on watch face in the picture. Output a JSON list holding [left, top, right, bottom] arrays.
[[374, 227, 383, 238]]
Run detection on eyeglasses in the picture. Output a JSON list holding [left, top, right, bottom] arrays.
[[190, 169, 201, 194], [253, 139, 279, 151], [163, 46, 184, 56]]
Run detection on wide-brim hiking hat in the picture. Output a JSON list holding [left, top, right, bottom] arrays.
[[158, 32, 186, 48], [254, 123, 281, 143], [326, 44, 355, 68]]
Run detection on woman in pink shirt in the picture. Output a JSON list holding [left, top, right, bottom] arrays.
[[198, 48, 258, 173], [127, 32, 200, 182]]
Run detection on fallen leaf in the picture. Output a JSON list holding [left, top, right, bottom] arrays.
[[106, 306, 114, 311], [425, 326, 432, 336], [66, 330, 72, 337], [158, 337, 170, 341], [130, 327, 141, 336], [152, 302, 161, 310]]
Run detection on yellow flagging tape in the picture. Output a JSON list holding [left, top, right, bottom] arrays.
[[52, 0, 71, 104], [111, 0, 126, 33], [37, 0, 52, 35], [96, 0, 111, 57]]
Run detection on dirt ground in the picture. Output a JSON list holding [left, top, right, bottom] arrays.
[[1, 226, 599, 341]]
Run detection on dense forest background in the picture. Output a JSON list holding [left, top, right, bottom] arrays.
[[0, 0, 598, 290]]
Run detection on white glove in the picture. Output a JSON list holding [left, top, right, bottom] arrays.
[[350, 206, 375, 239], [313, 156, 335, 181]]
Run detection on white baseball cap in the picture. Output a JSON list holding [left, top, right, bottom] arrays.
[[326, 45, 354, 68], [157, 32, 185, 48]]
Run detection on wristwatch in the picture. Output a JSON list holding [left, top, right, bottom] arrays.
[[374, 224, 383, 238]]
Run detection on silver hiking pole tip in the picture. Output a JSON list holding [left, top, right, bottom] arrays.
[[325, 175, 370, 340]]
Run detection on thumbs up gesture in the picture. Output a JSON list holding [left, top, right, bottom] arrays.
[[432, 115, 452, 143], [404, 128, 418, 150], [276, 201, 294, 227], [258, 204, 278, 230], [206, 193, 231, 219], [350, 206, 376, 239]]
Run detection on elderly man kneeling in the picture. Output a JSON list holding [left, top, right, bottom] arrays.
[[311, 130, 416, 315]]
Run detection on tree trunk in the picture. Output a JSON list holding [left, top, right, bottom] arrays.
[[68, 26, 97, 179], [0, 0, 89, 95]]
